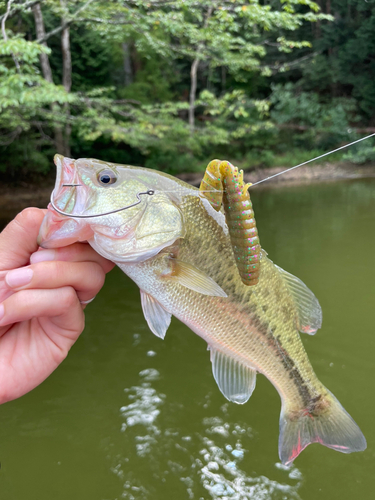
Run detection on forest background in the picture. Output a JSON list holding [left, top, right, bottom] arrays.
[[1, 0, 375, 181]]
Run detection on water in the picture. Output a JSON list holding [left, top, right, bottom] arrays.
[[0, 178, 374, 500]]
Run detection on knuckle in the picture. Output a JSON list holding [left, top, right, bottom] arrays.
[[53, 261, 68, 280], [34, 260, 65, 282], [15, 207, 43, 229], [59, 286, 79, 311], [51, 347, 68, 366], [91, 263, 106, 290], [76, 314, 85, 335], [17, 288, 33, 306]]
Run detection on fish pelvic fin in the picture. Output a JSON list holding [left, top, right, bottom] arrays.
[[279, 389, 366, 466], [140, 290, 171, 339]]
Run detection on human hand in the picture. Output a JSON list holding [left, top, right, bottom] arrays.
[[0, 208, 115, 404]]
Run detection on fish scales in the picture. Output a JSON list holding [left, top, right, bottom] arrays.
[[38, 155, 366, 465], [122, 194, 322, 410]]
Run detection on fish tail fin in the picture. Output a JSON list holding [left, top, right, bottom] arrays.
[[279, 390, 366, 466]]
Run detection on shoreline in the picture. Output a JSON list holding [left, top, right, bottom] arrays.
[[177, 161, 375, 187], [1, 162, 374, 222]]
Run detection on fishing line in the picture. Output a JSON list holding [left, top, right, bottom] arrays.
[[50, 132, 375, 218], [154, 132, 375, 193], [249, 132, 375, 187]]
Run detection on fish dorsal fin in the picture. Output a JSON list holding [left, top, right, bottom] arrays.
[[140, 290, 171, 339], [167, 258, 227, 297], [209, 346, 256, 404], [275, 264, 322, 335]]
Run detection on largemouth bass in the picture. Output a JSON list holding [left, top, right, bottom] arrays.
[[38, 155, 366, 465]]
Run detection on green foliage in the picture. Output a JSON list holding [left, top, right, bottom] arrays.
[[0, 0, 374, 179], [241, 147, 344, 170], [118, 56, 179, 104], [298, 0, 375, 119], [270, 82, 357, 147], [0, 36, 70, 134], [343, 140, 375, 165]]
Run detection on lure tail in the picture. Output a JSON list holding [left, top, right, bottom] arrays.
[[279, 390, 366, 466], [199, 160, 261, 286]]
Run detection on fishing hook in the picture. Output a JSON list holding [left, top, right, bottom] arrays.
[[50, 185, 155, 218]]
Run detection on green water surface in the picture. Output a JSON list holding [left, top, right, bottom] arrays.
[[0, 179, 374, 500]]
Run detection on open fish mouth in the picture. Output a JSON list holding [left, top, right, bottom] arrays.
[[37, 155, 94, 248], [51, 154, 81, 214]]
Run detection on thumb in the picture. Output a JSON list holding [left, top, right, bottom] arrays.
[[0, 208, 46, 271]]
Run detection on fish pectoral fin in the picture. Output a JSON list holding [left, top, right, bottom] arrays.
[[275, 264, 322, 335], [140, 290, 171, 339], [167, 259, 227, 297], [209, 346, 256, 404]]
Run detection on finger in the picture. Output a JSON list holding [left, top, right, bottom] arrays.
[[4, 261, 106, 304], [30, 242, 115, 274], [0, 270, 14, 303], [0, 287, 84, 342], [0, 208, 47, 271]]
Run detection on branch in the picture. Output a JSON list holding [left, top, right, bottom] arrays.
[[1, 0, 21, 71], [0, 0, 42, 23], [1, 0, 12, 40], [81, 18, 131, 25], [112, 99, 141, 105], [266, 51, 319, 74], [36, 0, 95, 43], [0, 127, 22, 146]]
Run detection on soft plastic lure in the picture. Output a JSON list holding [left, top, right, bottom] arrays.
[[199, 159, 261, 286]]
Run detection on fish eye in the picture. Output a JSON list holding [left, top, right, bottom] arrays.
[[97, 169, 118, 187]]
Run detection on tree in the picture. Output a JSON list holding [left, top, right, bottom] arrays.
[[0, 0, 331, 175]]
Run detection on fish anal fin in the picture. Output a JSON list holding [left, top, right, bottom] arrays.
[[165, 258, 227, 297], [140, 290, 171, 339], [275, 264, 322, 335], [279, 390, 366, 466], [210, 346, 256, 404]]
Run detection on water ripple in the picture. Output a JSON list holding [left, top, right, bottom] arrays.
[[110, 371, 303, 499]]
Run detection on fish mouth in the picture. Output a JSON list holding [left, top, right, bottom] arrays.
[[37, 155, 94, 248], [52, 154, 81, 214]]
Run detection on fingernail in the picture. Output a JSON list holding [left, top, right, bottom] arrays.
[[0, 304, 4, 321], [5, 268, 34, 288], [30, 249, 56, 264]]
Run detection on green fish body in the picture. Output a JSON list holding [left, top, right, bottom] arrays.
[[38, 155, 366, 465]]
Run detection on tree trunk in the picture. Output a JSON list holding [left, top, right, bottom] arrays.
[[32, 3, 53, 83], [188, 6, 213, 133], [122, 42, 133, 86], [60, 0, 72, 157], [189, 57, 199, 131], [32, 2, 65, 153], [61, 23, 71, 91]]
